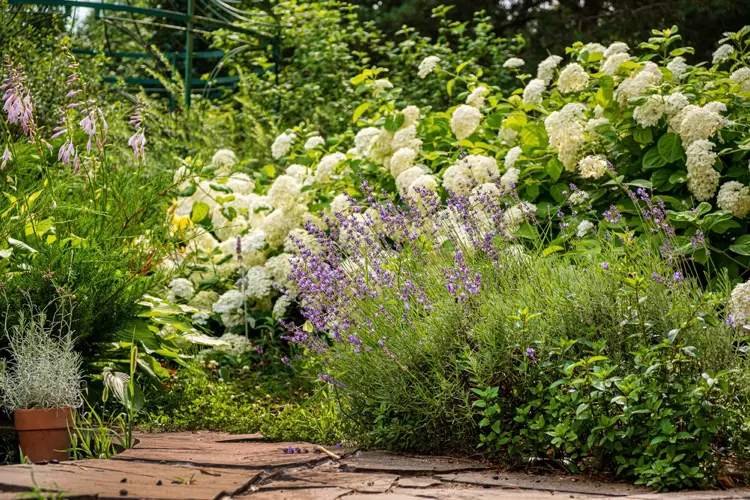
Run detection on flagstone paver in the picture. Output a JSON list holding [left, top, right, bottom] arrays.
[[0, 431, 749, 499]]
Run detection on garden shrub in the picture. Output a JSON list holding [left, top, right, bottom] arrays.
[[281, 172, 750, 488]]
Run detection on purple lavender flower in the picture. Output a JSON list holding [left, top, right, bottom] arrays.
[[672, 271, 684, 285], [726, 314, 737, 328], [601, 262, 609, 270], [280, 356, 290, 365], [651, 272, 665, 284], [525, 347, 537, 364]]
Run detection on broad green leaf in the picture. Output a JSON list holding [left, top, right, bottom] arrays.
[[633, 127, 653, 145], [446, 78, 455, 96], [352, 103, 370, 123], [191, 201, 210, 223], [546, 158, 563, 182], [730, 235, 750, 255], [642, 147, 667, 170], [657, 133, 684, 163]]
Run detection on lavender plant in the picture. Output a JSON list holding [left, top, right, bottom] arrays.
[[282, 171, 744, 460], [0, 297, 83, 411]]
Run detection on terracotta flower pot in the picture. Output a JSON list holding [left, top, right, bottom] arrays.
[[14, 408, 73, 463]]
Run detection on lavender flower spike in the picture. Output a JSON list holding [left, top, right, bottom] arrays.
[[127, 97, 147, 162]]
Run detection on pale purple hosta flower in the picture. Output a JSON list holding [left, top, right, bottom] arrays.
[[1, 145, 11, 169], [58, 139, 76, 167], [127, 98, 147, 162], [1, 57, 37, 140]]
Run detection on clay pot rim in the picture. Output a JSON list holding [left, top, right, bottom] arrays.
[[14, 407, 74, 431]]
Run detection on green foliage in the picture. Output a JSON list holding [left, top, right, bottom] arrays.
[[140, 360, 345, 445]]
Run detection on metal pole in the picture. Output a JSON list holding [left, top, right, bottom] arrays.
[[184, 0, 194, 109]]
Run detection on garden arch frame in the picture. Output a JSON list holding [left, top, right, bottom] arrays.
[[8, 0, 281, 108]]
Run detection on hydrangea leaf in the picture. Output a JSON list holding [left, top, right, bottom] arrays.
[[642, 147, 667, 170], [729, 234, 750, 255], [657, 133, 685, 163]]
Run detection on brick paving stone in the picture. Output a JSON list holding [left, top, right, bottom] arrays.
[[114, 432, 337, 469], [438, 471, 648, 496], [0, 460, 259, 499], [341, 450, 487, 474]]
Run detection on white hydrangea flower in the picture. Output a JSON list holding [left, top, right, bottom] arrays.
[[418, 56, 441, 78], [450, 105, 482, 140], [372, 79, 393, 95], [601, 52, 631, 76], [585, 117, 610, 140], [582, 43, 606, 56], [401, 105, 421, 127], [168, 278, 195, 302], [330, 193, 353, 215], [406, 174, 439, 205], [442, 162, 473, 195], [366, 130, 395, 164], [315, 152, 346, 183], [545, 103, 588, 172], [717, 181, 750, 218], [677, 105, 724, 146], [187, 228, 220, 255], [286, 164, 311, 184], [390, 147, 418, 178], [504, 146, 522, 170], [271, 132, 296, 159], [273, 294, 292, 318], [241, 265, 273, 299], [665, 92, 689, 116], [615, 62, 662, 106], [192, 312, 210, 326], [686, 140, 719, 201], [396, 166, 425, 197], [466, 86, 490, 108], [503, 57, 525, 69], [731, 282, 750, 325], [730, 67, 750, 92], [537, 55, 563, 84], [576, 220, 594, 238], [188, 290, 220, 311], [500, 167, 520, 188], [633, 94, 666, 128], [212, 149, 238, 173], [285, 228, 321, 254], [712, 44, 735, 65], [504, 202, 537, 230], [265, 253, 293, 290], [262, 207, 303, 249], [569, 190, 589, 205], [604, 42, 629, 58], [304, 136, 325, 150], [465, 154, 499, 183], [392, 125, 417, 150], [557, 63, 590, 93], [666, 56, 688, 80], [523, 78, 546, 106], [577, 155, 610, 179], [354, 127, 381, 154], [268, 175, 304, 210], [497, 127, 518, 145], [246, 194, 273, 228], [224, 173, 255, 195], [212, 208, 248, 242], [213, 289, 245, 313]]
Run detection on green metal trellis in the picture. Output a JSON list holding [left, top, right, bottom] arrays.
[[8, 0, 281, 108]]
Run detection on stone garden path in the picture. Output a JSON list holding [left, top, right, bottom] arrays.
[[0, 431, 748, 499]]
